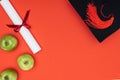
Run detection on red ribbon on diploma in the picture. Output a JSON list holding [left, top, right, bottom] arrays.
[[7, 10, 31, 32]]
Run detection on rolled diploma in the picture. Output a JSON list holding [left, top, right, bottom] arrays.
[[0, 0, 41, 54]]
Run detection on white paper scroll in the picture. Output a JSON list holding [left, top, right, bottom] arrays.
[[0, 0, 41, 54]]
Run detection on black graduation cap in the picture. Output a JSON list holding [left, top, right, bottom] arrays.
[[69, 0, 120, 42]]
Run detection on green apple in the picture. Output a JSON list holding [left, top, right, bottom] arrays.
[[0, 69, 17, 80], [0, 34, 18, 51], [17, 54, 34, 71]]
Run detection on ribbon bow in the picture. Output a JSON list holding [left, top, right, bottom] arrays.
[[7, 10, 31, 32]]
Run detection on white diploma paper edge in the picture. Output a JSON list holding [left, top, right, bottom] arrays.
[[0, 0, 41, 54]]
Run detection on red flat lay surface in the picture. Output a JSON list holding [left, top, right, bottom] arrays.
[[0, 0, 120, 80]]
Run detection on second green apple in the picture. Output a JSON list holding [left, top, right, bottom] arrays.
[[17, 54, 35, 71]]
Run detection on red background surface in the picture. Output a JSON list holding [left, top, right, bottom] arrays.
[[0, 0, 120, 80]]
